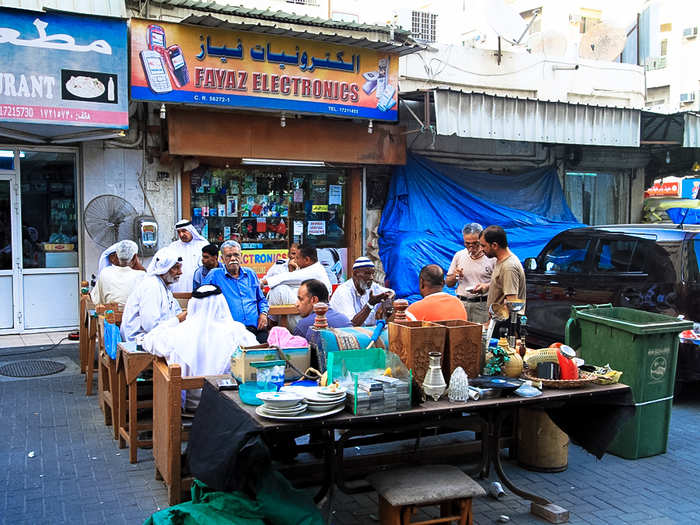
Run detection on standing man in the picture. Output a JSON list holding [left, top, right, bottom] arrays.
[[264, 243, 299, 280], [330, 256, 394, 327], [446, 223, 495, 324], [192, 244, 223, 290], [91, 240, 145, 306], [169, 219, 208, 293], [406, 265, 468, 322], [121, 247, 186, 341], [474, 225, 526, 312], [204, 240, 270, 343]]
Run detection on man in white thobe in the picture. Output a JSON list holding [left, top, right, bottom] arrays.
[[330, 256, 394, 327], [138, 284, 258, 409], [263, 243, 299, 280], [168, 219, 208, 293], [97, 241, 145, 276], [260, 244, 331, 332], [91, 240, 145, 306], [120, 247, 186, 341]]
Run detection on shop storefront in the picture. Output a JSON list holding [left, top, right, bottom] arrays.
[[130, 18, 407, 280], [0, 8, 128, 332]]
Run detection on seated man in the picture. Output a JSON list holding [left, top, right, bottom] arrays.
[[330, 256, 394, 327], [293, 279, 351, 343], [91, 240, 145, 306], [97, 241, 145, 276], [120, 247, 187, 341], [264, 243, 299, 280], [204, 240, 270, 343], [406, 264, 468, 322], [192, 243, 223, 290], [139, 284, 258, 409], [261, 244, 331, 332]]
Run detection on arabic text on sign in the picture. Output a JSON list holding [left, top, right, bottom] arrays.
[[0, 18, 112, 55]]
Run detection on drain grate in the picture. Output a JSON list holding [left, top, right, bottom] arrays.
[[0, 359, 66, 378]]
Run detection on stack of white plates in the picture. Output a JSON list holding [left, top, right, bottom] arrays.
[[256, 391, 307, 417], [304, 386, 347, 412]]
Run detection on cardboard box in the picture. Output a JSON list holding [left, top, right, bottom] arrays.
[[230, 343, 310, 383], [43, 243, 75, 252]]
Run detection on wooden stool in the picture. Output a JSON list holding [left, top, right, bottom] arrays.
[[368, 465, 486, 525]]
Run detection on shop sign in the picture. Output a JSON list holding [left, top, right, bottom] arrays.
[[242, 249, 288, 278], [0, 8, 128, 128], [645, 181, 681, 197], [130, 19, 398, 121], [681, 178, 700, 199]]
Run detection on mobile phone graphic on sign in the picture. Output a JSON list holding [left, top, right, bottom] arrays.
[[166, 45, 190, 87], [147, 24, 166, 53], [140, 50, 172, 94]]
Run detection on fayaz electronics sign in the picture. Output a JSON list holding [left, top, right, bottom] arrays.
[[129, 18, 398, 121]]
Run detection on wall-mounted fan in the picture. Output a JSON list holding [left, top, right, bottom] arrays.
[[83, 194, 139, 248]]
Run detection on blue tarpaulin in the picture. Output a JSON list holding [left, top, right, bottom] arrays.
[[667, 208, 700, 225], [378, 155, 583, 301]]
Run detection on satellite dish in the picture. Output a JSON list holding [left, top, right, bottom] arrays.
[[527, 30, 569, 57], [579, 23, 627, 61], [484, 0, 529, 45]]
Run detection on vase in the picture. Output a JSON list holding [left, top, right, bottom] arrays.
[[423, 351, 447, 401], [501, 342, 523, 378], [448, 366, 469, 402]]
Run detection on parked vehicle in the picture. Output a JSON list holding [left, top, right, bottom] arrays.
[[524, 224, 700, 384]]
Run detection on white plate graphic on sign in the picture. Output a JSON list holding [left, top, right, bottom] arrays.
[[65, 76, 105, 99]]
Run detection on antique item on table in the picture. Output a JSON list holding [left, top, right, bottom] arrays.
[[433, 319, 483, 379], [486, 302, 509, 342], [422, 351, 447, 401], [518, 315, 528, 357], [504, 299, 525, 349], [392, 299, 409, 321], [485, 337, 523, 378], [522, 368, 598, 389], [388, 320, 446, 386], [312, 302, 329, 329], [579, 364, 623, 385], [556, 344, 579, 380], [447, 366, 470, 402], [470, 376, 523, 395], [536, 361, 560, 380]]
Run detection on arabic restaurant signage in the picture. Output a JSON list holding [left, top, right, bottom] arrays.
[[130, 19, 399, 121], [0, 8, 128, 128]]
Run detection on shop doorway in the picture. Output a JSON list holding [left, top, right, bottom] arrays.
[[0, 148, 79, 334]]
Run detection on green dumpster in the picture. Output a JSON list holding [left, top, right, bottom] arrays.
[[565, 304, 693, 459]]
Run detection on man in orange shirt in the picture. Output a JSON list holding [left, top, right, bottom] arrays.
[[406, 265, 468, 322]]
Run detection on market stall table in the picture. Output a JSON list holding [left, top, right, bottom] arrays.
[[116, 342, 155, 463], [188, 380, 633, 523]]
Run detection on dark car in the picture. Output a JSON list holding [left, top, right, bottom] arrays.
[[524, 224, 700, 383]]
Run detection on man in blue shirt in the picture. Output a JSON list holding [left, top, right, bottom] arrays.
[[192, 243, 223, 290], [204, 240, 269, 343], [293, 278, 351, 344]]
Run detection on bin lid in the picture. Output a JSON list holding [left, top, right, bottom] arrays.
[[574, 306, 694, 335]]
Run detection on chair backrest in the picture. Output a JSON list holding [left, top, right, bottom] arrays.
[[173, 292, 191, 310]]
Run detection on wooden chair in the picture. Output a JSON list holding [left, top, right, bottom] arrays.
[[78, 283, 91, 375], [368, 465, 486, 525], [96, 305, 122, 438], [152, 358, 205, 505]]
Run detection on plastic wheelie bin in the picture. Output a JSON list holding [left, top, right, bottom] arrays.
[[565, 304, 693, 459]]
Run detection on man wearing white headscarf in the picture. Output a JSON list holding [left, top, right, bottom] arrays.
[[121, 247, 186, 341], [329, 256, 394, 327], [97, 242, 145, 276], [91, 240, 145, 305], [168, 219, 208, 293], [138, 284, 258, 409]]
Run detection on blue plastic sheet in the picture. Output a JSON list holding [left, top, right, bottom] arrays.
[[378, 155, 583, 301], [667, 207, 700, 225], [104, 321, 122, 360]]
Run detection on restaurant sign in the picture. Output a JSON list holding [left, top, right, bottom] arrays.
[[0, 8, 128, 128], [130, 19, 399, 121]]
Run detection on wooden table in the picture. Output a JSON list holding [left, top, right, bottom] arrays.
[[116, 341, 154, 463], [269, 304, 299, 328], [190, 381, 633, 523], [84, 308, 98, 395]]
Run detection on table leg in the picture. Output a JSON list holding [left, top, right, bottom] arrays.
[[313, 429, 334, 504], [85, 317, 97, 396], [117, 368, 127, 449], [279, 315, 288, 328], [129, 382, 139, 463]]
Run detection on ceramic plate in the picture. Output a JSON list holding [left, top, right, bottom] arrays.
[[256, 391, 304, 408], [318, 386, 347, 396], [260, 404, 308, 416], [260, 402, 307, 413], [304, 391, 346, 403], [307, 401, 345, 412], [280, 385, 319, 395], [255, 404, 345, 421]]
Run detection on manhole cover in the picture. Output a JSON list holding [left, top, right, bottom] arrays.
[[0, 360, 66, 378]]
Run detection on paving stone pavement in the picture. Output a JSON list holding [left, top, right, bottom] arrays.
[[2, 341, 700, 524]]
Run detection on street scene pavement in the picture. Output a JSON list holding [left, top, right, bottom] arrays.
[[2, 337, 700, 525]]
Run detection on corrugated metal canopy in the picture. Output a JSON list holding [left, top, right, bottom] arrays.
[[179, 14, 420, 55], [684, 112, 700, 148], [433, 89, 641, 147], [0, 0, 126, 18]]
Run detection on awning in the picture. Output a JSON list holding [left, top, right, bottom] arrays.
[[431, 89, 641, 147], [640, 110, 700, 148]]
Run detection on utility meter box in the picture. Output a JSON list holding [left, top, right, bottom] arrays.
[[135, 216, 158, 256]]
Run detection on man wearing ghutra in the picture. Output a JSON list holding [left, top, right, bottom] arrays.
[[120, 247, 187, 341], [139, 284, 258, 409], [97, 241, 145, 276], [168, 219, 208, 293]]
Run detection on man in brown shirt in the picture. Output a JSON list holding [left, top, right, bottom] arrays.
[[473, 225, 526, 316]]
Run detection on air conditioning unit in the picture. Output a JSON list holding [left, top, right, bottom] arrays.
[[645, 56, 667, 70], [683, 26, 698, 39], [680, 92, 696, 103]]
